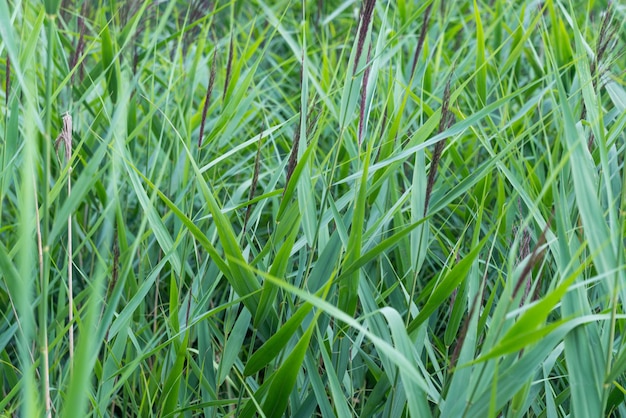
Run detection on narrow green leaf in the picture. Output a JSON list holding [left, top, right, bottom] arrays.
[[407, 232, 490, 334], [474, 0, 487, 105], [218, 309, 252, 385], [244, 301, 314, 376], [338, 143, 372, 316], [160, 333, 189, 416]]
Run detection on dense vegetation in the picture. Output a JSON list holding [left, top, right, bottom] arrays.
[[1, 0, 625, 416]]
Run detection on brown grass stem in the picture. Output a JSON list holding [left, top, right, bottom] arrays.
[[409, 3, 432, 81], [198, 48, 217, 148], [424, 71, 454, 216], [223, 32, 234, 102], [358, 44, 372, 146], [354, 0, 376, 74], [242, 132, 263, 247]]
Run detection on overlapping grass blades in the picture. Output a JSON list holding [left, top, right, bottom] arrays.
[[1, 0, 625, 416]]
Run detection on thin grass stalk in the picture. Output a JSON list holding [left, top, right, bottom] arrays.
[[316, 0, 322, 24], [223, 31, 234, 102], [515, 199, 532, 302], [512, 221, 549, 300], [450, 236, 497, 371], [13, 7, 43, 413], [103, 231, 119, 341], [55, 113, 73, 364], [424, 71, 454, 216], [358, 44, 372, 146], [198, 48, 217, 148], [241, 132, 262, 246], [409, 2, 432, 81], [582, 2, 616, 149], [354, 0, 376, 74], [449, 288, 480, 370], [33, 178, 50, 417], [70, 2, 87, 84], [285, 117, 301, 188], [4, 54, 8, 106], [285, 52, 306, 189], [40, 11, 59, 417], [316, 0, 376, 257]]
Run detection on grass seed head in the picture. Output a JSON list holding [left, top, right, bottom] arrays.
[[358, 44, 373, 146], [223, 32, 234, 102], [424, 70, 454, 216], [354, 0, 376, 74], [410, 3, 433, 80]]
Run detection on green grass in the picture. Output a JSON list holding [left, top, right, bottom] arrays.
[[1, 0, 626, 416]]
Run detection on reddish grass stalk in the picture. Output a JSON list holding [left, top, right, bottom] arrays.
[[450, 239, 495, 370], [285, 53, 306, 189], [198, 48, 217, 148], [358, 44, 372, 146], [409, 3, 432, 80], [354, 0, 376, 74], [424, 72, 454, 216], [449, 290, 480, 370], [70, 3, 87, 84], [285, 119, 301, 189], [223, 33, 234, 102], [512, 221, 550, 300], [241, 132, 263, 246]]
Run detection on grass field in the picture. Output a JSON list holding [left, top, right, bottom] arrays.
[[1, 0, 626, 416]]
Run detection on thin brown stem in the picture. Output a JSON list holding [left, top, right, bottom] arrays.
[[424, 71, 454, 216], [223, 32, 234, 102], [409, 3, 433, 80], [242, 132, 263, 246], [198, 48, 217, 148]]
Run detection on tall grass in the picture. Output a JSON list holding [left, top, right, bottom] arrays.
[[1, 0, 625, 416]]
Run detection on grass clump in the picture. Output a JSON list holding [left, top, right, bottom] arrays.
[[1, 0, 626, 416]]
